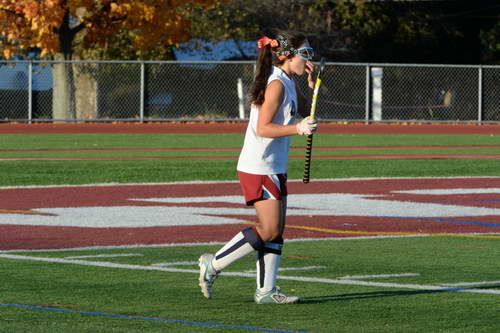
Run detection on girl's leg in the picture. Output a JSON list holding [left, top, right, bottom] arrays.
[[254, 197, 298, 303], [209, 175, 285, 274], [211, 226, 264, 271], [199, 172, 293, 301], [254, 198, 285, 292], [199, 199, 286, 300], [199, 222, 266, 299], [254, 198, 283, 242]]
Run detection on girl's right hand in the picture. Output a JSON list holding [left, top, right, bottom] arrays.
[[296, 116, 318, 135]]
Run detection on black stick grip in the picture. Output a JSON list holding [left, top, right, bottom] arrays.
[[302, 134, 314, 183]]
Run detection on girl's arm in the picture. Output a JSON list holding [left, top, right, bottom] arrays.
[[256, 80, 298, 138]]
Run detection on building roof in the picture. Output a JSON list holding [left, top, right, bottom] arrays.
[[173, 39, 258, 61]]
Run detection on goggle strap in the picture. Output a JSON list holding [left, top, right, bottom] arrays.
[[257, 35, 313, 60]]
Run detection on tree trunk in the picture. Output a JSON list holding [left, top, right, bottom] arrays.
[[52, 61, 75, 121], [51, 11, 79, 122], [73, 63, 98, 120], [52, 60, 99, 122]]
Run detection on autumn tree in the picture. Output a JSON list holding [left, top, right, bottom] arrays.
[[0, 0, 219, 120]]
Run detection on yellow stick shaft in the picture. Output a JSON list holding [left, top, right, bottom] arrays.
[[309, 77, 322, 121], [303, 77, 322, 184]]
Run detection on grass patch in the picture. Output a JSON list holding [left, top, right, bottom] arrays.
[[1, 133, 499, 151], [0, 132, 499, 186], [1, 147, 499, 159], [1, 237, 499, 333], [0, 158, 499, 186]]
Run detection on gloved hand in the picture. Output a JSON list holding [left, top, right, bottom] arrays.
[[296, 116, 318, 136]]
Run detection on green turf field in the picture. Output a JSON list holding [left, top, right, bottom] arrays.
[[1, 237, 499, 333], [1, 132, 499, 332], [1, 132, 500, 150], [0, 133, 499, 185]]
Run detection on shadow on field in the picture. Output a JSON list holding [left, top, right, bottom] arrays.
[[301, 285, 500, 303], [300, 289, 451, 303]]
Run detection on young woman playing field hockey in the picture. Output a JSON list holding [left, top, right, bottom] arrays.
[[198, 31, 318, 304]]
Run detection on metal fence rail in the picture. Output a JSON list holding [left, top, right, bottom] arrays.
[[0, 60, 498, 123]]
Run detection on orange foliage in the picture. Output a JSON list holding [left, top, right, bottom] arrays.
[[0, 0, 220, 59]]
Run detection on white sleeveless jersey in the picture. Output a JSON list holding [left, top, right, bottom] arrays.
[[237, 66, 298, 175]]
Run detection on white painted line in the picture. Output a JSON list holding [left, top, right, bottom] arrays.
[[1, 176, 498, 190], [6, 187, 499, 228], [64, 253, 144, 259], [0, 254, 200, 274], [245, 266, 327, 273], [0, 242, 228, 253], [440, 281, 500, 287], [283, 277, 500, 295], [1, 254, 499, 295], [0, 180, 238, 190], [279, 266, 327, 272], [129, 196, 245, 204], [152, 261, 199, 267], [0, 235, 430, 253], [396, 188, 500, 195], [338, 273, 420, 280]]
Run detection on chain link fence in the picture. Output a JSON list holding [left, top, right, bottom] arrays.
[[0, 60, 498, 123]]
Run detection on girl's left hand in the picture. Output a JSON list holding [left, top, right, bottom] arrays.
[[306, 61, 315, 89]]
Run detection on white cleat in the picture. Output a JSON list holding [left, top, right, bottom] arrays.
[[254, 286, 300, 304], [198, 253, 219, 299]]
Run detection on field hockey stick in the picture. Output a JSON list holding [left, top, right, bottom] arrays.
[[303, 57, 326, 184]]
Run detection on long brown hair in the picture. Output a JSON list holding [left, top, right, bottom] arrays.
[[248, 31, 307, 106]]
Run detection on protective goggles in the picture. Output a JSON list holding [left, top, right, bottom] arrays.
[[294, 47, 314, 61]]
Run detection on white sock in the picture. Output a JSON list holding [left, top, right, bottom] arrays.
[[212, 227, 264, 272], [256, 241, 283, 293]]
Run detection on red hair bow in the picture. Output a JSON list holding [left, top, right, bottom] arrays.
[[257, 36, 279, 50]]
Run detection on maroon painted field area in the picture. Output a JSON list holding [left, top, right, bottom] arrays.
[[1, 178, 500, 251], [1, 123, 499, 251], [2, 122, 500, 135]]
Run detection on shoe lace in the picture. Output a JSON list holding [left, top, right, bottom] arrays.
[[271, 286, 288, 298]]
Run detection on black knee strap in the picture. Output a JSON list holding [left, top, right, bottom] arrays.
[[263, 242, 282, 255], [242, 227, 265, 251]]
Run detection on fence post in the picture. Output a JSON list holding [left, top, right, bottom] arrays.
[[28, 60, 33, 123], [140, 61, 145, 122], [478, 66, 482, 124], [371, 67, 383, 122], [365, 65, 370, 124], [237, 78, 245, 119]]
